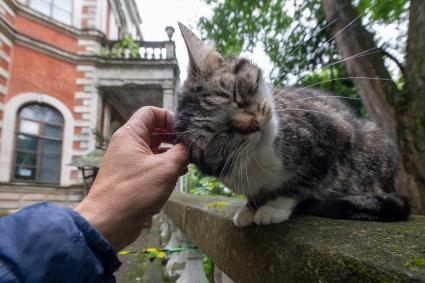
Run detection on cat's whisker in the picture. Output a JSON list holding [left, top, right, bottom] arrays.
[[325, 2, 376, 46], [288, 19, 337, 56], [294, 2, 377, 77], [280, 113, 327, 144], [283, 107, 339, 116], [187, 135, 205, 152], [293, 47, 381, 86], [235, 144, 245, 195], [241, 144, 257, 210], [320, 48, 380, 71], [295, 47, 382, 85], [284, 95, 360, 105], [243, 146, 255, 204], [187, 71, 216, 93], [252, 155, 275, 176], [296, 77, 393, 93], [188, 70, 232, 99], [230, 141, 243, 196], [218, 141, 238, 181]]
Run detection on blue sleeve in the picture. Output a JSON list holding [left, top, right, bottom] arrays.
[[0, 202, 121, 283]]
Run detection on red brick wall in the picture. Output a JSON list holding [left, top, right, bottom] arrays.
[[7, 45, 77, 113], [14, 15, 78, 53]]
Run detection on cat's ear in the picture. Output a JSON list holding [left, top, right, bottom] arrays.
[[178, 22, 222, 74]]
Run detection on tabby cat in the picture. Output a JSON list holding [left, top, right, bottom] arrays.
[[174, 23, 410, 227]]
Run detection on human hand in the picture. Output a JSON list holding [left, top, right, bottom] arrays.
[[75, 107, 188, 251]]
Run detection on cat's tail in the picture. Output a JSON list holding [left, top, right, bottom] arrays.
[[296, 193, 410, 221]]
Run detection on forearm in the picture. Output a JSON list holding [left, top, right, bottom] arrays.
[[0, 202, 121, 283]]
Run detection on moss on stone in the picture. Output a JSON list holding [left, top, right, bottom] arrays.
[[405, 257, 425, 268], [390, 244, 399, 254], [204, 201, 231, 210]]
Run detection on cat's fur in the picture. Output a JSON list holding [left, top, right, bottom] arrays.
[[174, 23, 410, 227]]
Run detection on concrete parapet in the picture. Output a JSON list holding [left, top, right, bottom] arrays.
[[163, 192, 425, 283]]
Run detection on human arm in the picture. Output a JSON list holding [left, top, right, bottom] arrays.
[[0, 107, 188, 282], [75, 106, 189, 250]]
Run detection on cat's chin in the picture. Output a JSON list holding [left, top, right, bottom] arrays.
[[246, 131, 262, 150], [252, 117, 276, 150]]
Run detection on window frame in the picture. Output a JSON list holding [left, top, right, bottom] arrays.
[[28, 0, 74, 26], [12, 104, 64, 185]]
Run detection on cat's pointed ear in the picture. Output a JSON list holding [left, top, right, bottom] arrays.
[[178, 22, 222, 74]]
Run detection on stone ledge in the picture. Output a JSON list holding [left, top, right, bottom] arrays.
[[163, 192, 425, 283]]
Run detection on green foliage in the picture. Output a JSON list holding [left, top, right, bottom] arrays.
[[199, 0, 335, 84], [203, 256, 213, 282], [101, 34, 141, 59], [302, 68, 367, 116], [199, 0, 408, 87], [187, 164, 239, 197], [357, 0, 408, 23]]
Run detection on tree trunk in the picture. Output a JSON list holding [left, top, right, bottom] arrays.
[[321, 0, 425, 213], [401, 0, 425, 213]]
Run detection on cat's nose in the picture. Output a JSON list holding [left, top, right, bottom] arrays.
[[246, 116, 259, 133], [233, 112, 260, 134]]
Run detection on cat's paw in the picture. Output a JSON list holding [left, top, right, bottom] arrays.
[[253, 197, 296, 225], [233, 206, 254, 227], [254, 206, 290, 225]]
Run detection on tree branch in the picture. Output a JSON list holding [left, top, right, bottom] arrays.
[[321, 0, 400, 139], [380, 48, 406, 79]]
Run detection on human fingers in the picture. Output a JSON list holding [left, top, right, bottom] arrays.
[[150, 129, 176, 149], [151, 144, 189, 182], [126, 107, 174, 143]]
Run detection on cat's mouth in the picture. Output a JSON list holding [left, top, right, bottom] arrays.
[[244, 118, 271, 149], [251, 111, 275, 148]]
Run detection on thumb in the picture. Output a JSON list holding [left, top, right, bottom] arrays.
[[157, 143, 189, 172]]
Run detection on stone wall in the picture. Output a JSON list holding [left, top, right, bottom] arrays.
[[163, 192, 425, 283]]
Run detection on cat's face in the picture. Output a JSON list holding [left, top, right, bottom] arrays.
[[174, 23, 274, 177]]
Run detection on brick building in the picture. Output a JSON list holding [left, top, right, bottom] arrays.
[[0, 0, 179, 211]]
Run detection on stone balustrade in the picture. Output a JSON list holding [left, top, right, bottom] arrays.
[[161, 192, 425, 283], [159, 213, 210, 283], [101, 40, 176, 60]]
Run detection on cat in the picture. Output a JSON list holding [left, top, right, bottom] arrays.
[[174, 23, 410, 227]]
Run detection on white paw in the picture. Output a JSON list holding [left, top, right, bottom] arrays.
[[233, 206, 254, 227], [253, 197, 296, 225]]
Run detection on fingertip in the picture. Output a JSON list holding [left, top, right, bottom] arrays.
[[168, 143, 189, 165]]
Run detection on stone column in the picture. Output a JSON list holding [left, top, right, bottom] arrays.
[[161, 216, 209, 283], [164, 41, 176, 59], [162, 88, 174, 110], [176, 248, 209, 283], [102, 102, 111, 139]]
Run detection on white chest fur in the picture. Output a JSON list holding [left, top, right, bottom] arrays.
[[220, 114, 289, 196]]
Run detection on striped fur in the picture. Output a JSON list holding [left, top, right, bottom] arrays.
[[175, 24, 410, 225]]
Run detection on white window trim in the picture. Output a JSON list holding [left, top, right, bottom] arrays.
[[0, 93, 75, 186], [73, 0, 82, 28]]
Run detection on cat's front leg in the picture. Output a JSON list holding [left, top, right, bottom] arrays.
[[233, 205, 254, 227], [254, 197, 297, 225]]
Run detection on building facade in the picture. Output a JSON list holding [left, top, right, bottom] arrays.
[[0, 0, 179, 211]]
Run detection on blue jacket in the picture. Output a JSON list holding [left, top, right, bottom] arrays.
[[0, 202, 121, 283]]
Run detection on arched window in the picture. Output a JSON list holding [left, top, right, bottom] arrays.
[[29, 0, 73, 26], [13, 104, 64, 184]]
